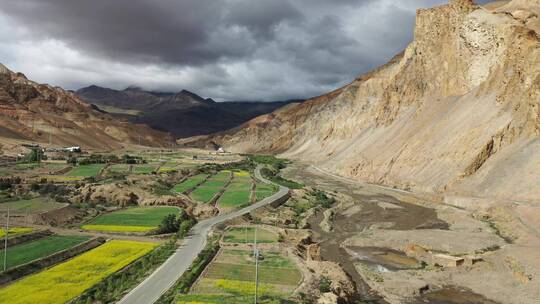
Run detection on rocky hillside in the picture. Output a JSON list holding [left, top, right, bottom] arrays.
[[0, 64, 173, 150], [76, 85, 299, 138], [186, 0, 540, 203]]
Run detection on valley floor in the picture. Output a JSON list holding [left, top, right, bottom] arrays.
[[282, 162, 540, 304]]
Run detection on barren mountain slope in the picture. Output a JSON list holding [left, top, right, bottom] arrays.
[[0, 64, 173, 150], [188, 0, 540, 203]]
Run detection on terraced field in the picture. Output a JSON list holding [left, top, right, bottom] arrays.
[[158, 161, 179, 173], [82, 206, 180, 233], [172, 174, 208, 194], [180, 249, 302, 304], [223, 227, 278, 244], [0, 240, 157, 304], [108, 164, 131, 173], [0, 197, 65, 214], [254, 183, 279, 201], [190, 171, 231, 203], [132, 165, 156, 174], [0, 235, 90, 269], [66, 164, 106, 177], [217, 171, 253, 210]]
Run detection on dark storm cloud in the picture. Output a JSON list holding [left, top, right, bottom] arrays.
[[0, 0, 494, 101]]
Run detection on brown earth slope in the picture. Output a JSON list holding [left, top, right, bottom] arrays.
[[0, 64, 173, 150], [184, 0, 540, 203]]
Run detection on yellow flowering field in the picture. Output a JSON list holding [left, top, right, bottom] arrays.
[[0, 227, 34, 238], [233, 170, 250, 177], [81, 224, 156, 233], [0, 240, 157, 304]]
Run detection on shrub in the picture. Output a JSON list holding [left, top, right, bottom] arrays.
[[67, 156, 77, 165], [319, 277, 332, 293]]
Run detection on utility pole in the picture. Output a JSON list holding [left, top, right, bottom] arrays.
[[3, 207, 9, 272], [254, 227, 259, 304]]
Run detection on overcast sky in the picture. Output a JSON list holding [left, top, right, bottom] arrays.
[[0, 0, 491, 101]]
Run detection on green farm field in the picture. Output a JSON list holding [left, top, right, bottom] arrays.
[[82, 206, 179, 233], [172, 174, 208, 194], [0, 197, 65, 214], [0, 235, 90, 269], [66, 164, 106, 177], [218, 172, 252, 209], [223, 227, 278, 244], [132, 165, 156, 174], [190, 171, 231, 203], [181, 249, 302, 304], [254, 183, 278, 201]]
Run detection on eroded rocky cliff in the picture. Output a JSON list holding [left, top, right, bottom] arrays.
[[187, 0, 540, 203], [0, 64, 173, 149]]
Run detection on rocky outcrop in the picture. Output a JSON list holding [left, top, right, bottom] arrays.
[[189, 0, 540, 204], [0, 66, 173, 149]]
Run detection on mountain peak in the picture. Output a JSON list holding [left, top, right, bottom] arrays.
[[179, 89, 214, 103]]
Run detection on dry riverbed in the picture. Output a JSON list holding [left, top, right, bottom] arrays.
[[281, 163, 540, 304]]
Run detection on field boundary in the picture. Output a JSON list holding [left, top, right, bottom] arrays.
[[189, 246, 224, 294], [208, 171, 233, 207], [249, 177, 256, 203], [52, 166, 73, 175], [184, 173, 212, 195], [0, 237, 105, 286], [4, 229, 52, 248]]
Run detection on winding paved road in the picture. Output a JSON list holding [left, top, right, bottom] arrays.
[[117, 165, 289, 304]]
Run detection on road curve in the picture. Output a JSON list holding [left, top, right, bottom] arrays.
[[117, 165, 289, 304]]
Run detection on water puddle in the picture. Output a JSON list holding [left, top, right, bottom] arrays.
[[411, 287, 501, 304], [345, 246, 423, 271]]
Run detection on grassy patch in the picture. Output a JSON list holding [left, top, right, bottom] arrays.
[[172, 174, 209, 194], [223, 227, 278, 244], [83, 207, 180, 232], [0, 240, 157, 304], [14, 163, 40, 170], [260, 168, 303, 189], [0, 227, 34, 238], [247, 155, 287, 170], [0, 235, 90, 269], [66, 164, 106, 177], [0, 197, 65, 214]]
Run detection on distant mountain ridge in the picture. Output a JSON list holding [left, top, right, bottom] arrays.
[[0, 64, 172, 150], [76, 85, 301, 138]]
